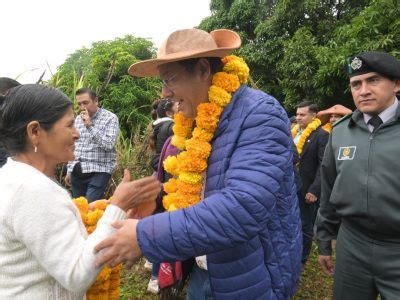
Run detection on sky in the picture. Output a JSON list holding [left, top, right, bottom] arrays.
[[1, 0, 211, 83]]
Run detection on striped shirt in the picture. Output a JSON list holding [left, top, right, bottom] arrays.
[[67, 107, 119, 174]]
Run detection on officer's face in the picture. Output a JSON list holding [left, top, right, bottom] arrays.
[[350, 72, 400, 115], [296, 106, 316, 130]]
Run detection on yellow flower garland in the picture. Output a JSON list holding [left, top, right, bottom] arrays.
[[294, 118, 322, 155], [163, 55, 249, 211], [72, 197, 121, 300]]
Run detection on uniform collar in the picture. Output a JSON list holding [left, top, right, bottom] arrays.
[[350, 97, 400, 127], [363, 97, 398, 125]]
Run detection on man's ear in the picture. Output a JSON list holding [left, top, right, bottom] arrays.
[[26, 121, 41, 149], [196, 58, 212, 80], [394, 79, 400, 93]]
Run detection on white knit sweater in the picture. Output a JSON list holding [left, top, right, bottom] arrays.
[[0, 159, 126, 299]]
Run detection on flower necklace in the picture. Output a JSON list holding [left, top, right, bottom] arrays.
[[162, 55, 250, 211], [72, 197, 121, 299], [293, 118, 322, 155], [322, 122, 332, 133]]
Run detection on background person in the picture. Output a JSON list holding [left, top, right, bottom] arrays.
[[65, 88, 119, 202], [149, 98, 178, 173], [0, 84, 160, 299], [293, 101, 329, 265], [317, 104, 353, 132]]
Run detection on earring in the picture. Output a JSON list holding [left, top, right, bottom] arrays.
[[34, 145, 38, 153]]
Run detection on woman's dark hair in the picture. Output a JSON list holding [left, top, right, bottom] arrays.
[[151, 98, 175, 120], [179, 57, 223, 74], [148, 98, 175, 150], [156, 99, 174, 118], [0, 77, 21, 96], [0, 84, 73, 155], [151, 99, 161, 121]]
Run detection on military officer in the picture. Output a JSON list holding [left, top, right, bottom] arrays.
[[316, 51, 400, 299]]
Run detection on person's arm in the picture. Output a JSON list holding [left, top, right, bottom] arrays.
[[87, 115, 119, 151], [316, 133, 340, 256], [308, 129, 329, 198], [12, 182, 125, 293], [137, 100, 294, 262]]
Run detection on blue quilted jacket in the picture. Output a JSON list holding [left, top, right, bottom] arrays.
[[138, 86, 302, 299]]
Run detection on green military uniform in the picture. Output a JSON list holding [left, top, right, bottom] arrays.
[[316, 51, 400, 300]]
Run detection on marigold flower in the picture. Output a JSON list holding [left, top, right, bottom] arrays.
[[177, 151, 208, 173], [208, 85, 232, 107], [296, 119, 321, 155], [212, 72, 240, 93], [86, 209, 104, 226], [87, 225, 96, 234], [93, 200, 109, 211], [171, 135, 187, 150], [192, 127, 214, 142], [164, 178, 178, 194], [223, 55, 250, 83], [163, 155, 179, 176], [173, 112, 194, 137], [185, 139, 212, 160], [73, 197, 89, 216], [176, 180, 203, 195], [196, 103, 223, 133], [179, 172, 203, 184]]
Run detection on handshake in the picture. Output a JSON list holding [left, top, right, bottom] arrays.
[[94, 169, 160, 269]]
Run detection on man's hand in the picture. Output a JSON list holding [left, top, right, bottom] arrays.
[[111, 169, 160, 212], [81, 109, 93, 127], [126, 200, 156, 219], [65, 173, 71, 187], [305, 192, 318, 204], [318, 255, 334, 276], [94, 219, 142, 268]]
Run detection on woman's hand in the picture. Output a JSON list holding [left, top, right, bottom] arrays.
[[111, 169, 160, 212]]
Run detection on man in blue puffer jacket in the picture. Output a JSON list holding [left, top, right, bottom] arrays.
[[95, 28, 302, 299]]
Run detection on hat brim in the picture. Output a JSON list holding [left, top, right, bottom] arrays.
[[128, 29, 241, 77]]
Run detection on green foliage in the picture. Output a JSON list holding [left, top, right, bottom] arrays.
[[49, 35, 160, 136], [197, 0, 400, 114]]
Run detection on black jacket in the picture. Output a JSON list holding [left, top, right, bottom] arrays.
[[150, 119, 173, 171], [298, 127, 329, 198]]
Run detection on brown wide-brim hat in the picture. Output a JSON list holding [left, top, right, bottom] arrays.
[[317, 104, 353, 124], [128, 28, 241, 77]]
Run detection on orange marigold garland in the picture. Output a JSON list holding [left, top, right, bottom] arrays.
[[295, 118, 322, 155], [163, 55, 249, 211], [322, 122, 332, 133], [72, 197, 122, 300]]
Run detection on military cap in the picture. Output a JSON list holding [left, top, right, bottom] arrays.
[[346, 51, 400, 79]]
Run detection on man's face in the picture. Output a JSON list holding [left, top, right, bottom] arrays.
[[76, 93, 99, 116], [350, 72, 400, 115], [329, 113, 342, 126], [296, 106, 316, 130], [159, 60, 212, 118]]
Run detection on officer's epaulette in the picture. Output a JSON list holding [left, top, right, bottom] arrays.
[[332, 113, 353, 127]]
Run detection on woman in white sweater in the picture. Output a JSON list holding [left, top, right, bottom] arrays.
[[0, 84, 160, 299]]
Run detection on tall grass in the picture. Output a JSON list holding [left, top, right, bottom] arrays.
[[105, 124, 153, 198]]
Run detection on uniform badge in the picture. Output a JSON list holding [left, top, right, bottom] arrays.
[[338, 146, 356, 160], [350, 57, 362, 70]]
